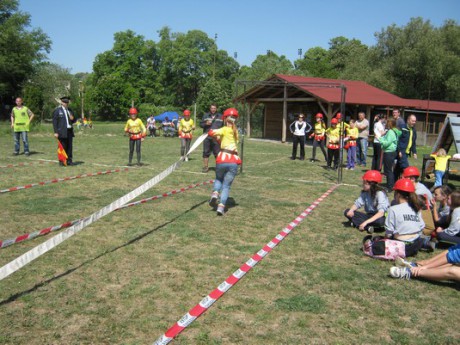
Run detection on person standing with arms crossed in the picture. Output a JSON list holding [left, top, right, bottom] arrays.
[[52, 96, 76, 166], [356, 112, 369, 167], [200, 104, 223, 173], [11, 97, 35, 156]]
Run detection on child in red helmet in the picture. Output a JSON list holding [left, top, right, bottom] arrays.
[[179, 109, 195, 161], [344, 170, 389, 233], [385, 178, 425, 257], [309, 113, 327, 162], [325, 118, 340, 170], [208, 108, 241, 216], [124, 107, 146, 166]]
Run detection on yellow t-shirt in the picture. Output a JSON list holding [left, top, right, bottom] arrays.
[[124, 118, 146, 134], [431, 154, 451, 172]]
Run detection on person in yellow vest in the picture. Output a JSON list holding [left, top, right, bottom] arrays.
[[10, 97, 35, 156], [345, 119, 359, 170], [178, 109, 195, 161], [309, 113, 327, 162], [326, 118, 341, 170], [124, 107, 147, 166]]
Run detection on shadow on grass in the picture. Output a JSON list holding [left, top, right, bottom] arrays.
[[0, 199, 207, 306]]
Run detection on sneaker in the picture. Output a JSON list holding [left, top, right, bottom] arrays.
[[217, 203, 225, 216], [185, 156, 189, 162], [395, 256, 416, 268], [290, 157, 295, 160], [350, 167, 355, 170], [310, 159, 315, 162], [24, 152, 30, 156], [367, 226, 374, 234], [209, 192, 219, 207], [390, 266, 411, 279], [202, 166, 209, 173], [13, 152, 19, 156]]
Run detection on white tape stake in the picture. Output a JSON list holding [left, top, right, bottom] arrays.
[[0, 134, 208, 281]]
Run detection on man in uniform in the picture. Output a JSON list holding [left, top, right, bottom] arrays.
[[52, 96, 76, 166]]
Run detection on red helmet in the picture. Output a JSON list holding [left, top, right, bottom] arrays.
[[393, 178, 416, 193], [129, 107, 138, 115], [403, 166, 420, 178], [315, 113, 323, 119], [336, 113, 342, 119], [331, 118, 338, 125], [223, 107, 239, 118], [362, 170, 382, 183], [183, 109, 191, 116]]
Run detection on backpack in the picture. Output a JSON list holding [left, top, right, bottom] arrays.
[[362, 235, 406, 260]]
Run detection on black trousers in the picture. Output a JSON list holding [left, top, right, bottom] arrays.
[[371, 142, 383, 171], [59, 130, 74, 163], [291, 135, 305, 159], [327, 148, 339, 168], [312, 139, 327, 161], [383, 151, 397, 190], [129, 139, 142, 163], [344, 209, 385, 230]]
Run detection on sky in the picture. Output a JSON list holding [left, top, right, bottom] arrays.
[[19, 0, 460, 74]]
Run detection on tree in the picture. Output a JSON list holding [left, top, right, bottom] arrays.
[[196, 78, 232, 116], [374, 17, 460, 101], [294, 47, 337, 78], [0, 0, 51, 109]]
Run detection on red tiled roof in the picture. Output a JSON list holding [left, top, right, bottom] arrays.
[[275, 74, 460, 112], [403, 99, 460, 113], [276, 74, 408, 106]]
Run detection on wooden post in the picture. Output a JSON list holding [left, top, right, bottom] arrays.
[[282, 83, 287, 142]]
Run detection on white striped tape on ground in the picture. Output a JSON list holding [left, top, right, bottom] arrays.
[[0, 133, 208, 281]]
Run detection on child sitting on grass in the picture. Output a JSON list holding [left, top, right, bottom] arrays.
[[431, 185, 452, 228], [435, 190, 460, 245], [344, 170, 389, 233], [385, 178, 425, 257], [390, 244, 460, 282]]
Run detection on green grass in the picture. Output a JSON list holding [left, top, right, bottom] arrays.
[[0, 122, 459, 344]]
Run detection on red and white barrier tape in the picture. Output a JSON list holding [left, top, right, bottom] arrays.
[[0, 161, 56, 169], [0, 133, 208, 281], [152, 184, 339, 345], [0, 179, 214, 249], [0, 168, 129, 194]]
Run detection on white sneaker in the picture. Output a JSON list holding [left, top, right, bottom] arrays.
[[390, 266, 412, 279], [185, 156, 189, 162], [395, 256, 416, 268], [217, 203, 225, 216]]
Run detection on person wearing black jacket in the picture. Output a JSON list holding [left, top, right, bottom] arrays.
[[52, 96, 76, 166], [394, 114, 417, 180], [199, 104, 223, 173]]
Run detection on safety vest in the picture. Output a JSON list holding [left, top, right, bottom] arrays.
[[12, 106, 31, 132]]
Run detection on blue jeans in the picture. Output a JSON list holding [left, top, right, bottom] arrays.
[[434, 170, 445, 187], [213, 163, 238, 206], [13, 131, 29, 154], [347, 145, 356, 168], [357, 137, 368, 166]]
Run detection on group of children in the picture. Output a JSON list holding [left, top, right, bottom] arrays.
[[290, 112, 362, 170], [344, 166, 460, 283], [124, 106, 241, 216]]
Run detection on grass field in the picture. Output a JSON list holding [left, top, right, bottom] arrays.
[[0, 122, 459, 345]]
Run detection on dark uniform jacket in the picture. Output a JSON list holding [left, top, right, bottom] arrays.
[[52, 106, 76, 138]]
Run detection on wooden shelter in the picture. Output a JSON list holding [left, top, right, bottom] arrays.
[[235, 74, 460, 144]]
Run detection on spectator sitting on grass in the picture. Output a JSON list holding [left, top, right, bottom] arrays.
[[390, 244, 460, 282]]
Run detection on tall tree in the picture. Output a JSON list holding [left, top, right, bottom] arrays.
[[374, 17, 460, 101], [0, 0, 51, 102]]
